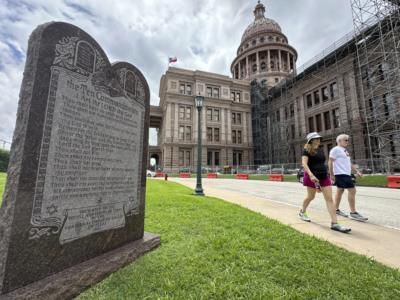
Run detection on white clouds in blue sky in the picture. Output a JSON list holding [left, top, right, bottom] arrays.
[[0, 0, 354, 145]]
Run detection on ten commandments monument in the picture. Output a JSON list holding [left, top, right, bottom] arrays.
[[0, 22, 160, 298]]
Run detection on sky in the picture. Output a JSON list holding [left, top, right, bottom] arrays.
[[0, 0, 354, 148]]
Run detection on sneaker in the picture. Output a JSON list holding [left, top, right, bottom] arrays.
[[331, 223, 351, 233], [299, 210, 311, 222], [350, 212, 368, 222], [336, 209, 349, 218]]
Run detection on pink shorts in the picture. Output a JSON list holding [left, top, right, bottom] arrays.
[[303, 172, 332, 188]]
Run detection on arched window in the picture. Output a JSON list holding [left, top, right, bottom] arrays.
[[75, 41, 95, 73], [252, 40, 256, 45], [260, 37, 265, 43], [125, 71, 136, 94], [252, 64, 257, 72], [261, 62, 266, 71], [268, 36, 273, 41]]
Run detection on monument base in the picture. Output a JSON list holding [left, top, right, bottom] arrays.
[[0, 232, 160, 300]]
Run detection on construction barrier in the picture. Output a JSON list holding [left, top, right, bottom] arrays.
[[155, 172, 165, 177], [179, 173, 191, 178], [235, 173, 249, 180], [269, 174, 284, 181], [207, 173, 218, 179], [387, 176, 400, 188]]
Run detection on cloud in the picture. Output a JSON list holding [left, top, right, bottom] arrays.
[[0, 0, 354, 146]]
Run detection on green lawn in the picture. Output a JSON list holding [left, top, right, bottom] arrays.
[[77, 180, 400, 299], [0, 172, 5, 205]]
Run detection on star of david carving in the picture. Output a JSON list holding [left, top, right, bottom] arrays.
[[46, 204, 58, 215]]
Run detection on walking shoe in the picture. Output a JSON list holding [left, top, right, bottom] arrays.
[[299, 210, 311, 222], [350, 212, 368, 222], [336, 209, 349, 218], [331, 223, 351, 233]]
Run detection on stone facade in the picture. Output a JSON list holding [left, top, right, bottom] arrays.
[[157, 68, 252, 173]]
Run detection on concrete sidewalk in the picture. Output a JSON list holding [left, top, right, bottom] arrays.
[[168, 178, 400, 269]]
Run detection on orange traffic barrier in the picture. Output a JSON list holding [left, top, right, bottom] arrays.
[[387, 176, 400, 188], [269, 174, 284, 181], [155, 172, 165, 177], [179, 173, 191, 178], [235, 173, 249, 180], [207, 173, 218, 179]]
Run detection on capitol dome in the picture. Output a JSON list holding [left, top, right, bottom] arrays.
[[231, 1, 297, 87], [241, 3, 282, 43]]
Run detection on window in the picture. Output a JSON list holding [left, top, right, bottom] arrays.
[[276, 110, 280, 122], [185, 126, 191, 141], [260, 37, 265, 43], [232, 130, 236, 143], [207, 151, 220, 167], [275, 78, 279, 83], [237, 131, 242, 144], [252, 40, 256, 45], [214, 128, 220, 142], [306, 94, 312, 108], [179, 106, 185, 119], [207, 108, 213, 121], [252, 64, 257, 72], [232, 112, 242, 125], [261, 62, 266, 70], [233, 151, 243, 166], [179, 126, 185, 140], [314, 90, 320, 105], [291, 124, 295, 139], [207, 87, 212, 97], [232, 113, 236, 124], [207, 127, 212, 142], [185, 151, 191, 166], [316, 114, 322, 132], [213, 87, 219, 98], [284, 107, 288, 119], [231, 91, 241, 102], [179, 106, 192, 120], [214, 109, 220, 121], [290, 104, 294, 117], [308, 117, 314, 132], [330, 82, 338, 99], [332, 108, 340, 128], [186, 107, 191, 120], [231, 92, 235, 101], [322, 86, 329, 101], [186, 84, 192, 95], [207, 151, 213, 166], [323, 111, 331, 130], [236, 92, 241, 102], [179, 83, 192, 95], [214, 151, 220, 166], [179, 150, 184, 166]]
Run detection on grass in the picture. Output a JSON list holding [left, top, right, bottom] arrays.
[[77, 180, 400, 299], [0, 172, 5, 205], [356, 175, 388, 187]]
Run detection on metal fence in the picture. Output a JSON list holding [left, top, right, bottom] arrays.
[[0, 139, 11, 151]]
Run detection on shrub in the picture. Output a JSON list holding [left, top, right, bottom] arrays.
[[0, 149, 10, 172]]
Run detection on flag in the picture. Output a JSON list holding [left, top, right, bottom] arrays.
[[169, 57, 177, 63]]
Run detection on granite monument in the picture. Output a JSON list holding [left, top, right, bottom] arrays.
[[0, 22, 160, 299]]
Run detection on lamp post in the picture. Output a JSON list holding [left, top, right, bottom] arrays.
[[194, 94, 205, 196]]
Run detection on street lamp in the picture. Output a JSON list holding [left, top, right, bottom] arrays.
[[194, 94, 205, 196]]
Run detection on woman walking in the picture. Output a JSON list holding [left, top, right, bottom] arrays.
[[299, 132, 351, 233]]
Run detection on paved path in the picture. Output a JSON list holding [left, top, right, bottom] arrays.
[[168, 178, 400, 269]]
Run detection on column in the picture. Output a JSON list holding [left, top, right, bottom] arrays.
[[174, 103, 179, 142], [267, 50, 271, 71], [247, 112, 253, 144], [227, 108, 232, 143], [202, 105, 206, 141], [221, 108, 226, 143], [245, 56, 249, 78], [193, 103, 198, 143], [238, 62, 241, 79], [287, 51, 290, 72], [256, 52, 260, 74], [278, 50, 282, 72], [165, 103, 171, 142], [243, 110, 247, 144]]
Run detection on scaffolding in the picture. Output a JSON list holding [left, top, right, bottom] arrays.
[[351, 0, 400, 172], [250, 1, 400, 172]]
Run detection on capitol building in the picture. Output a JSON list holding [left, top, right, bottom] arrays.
[[150, 1, 400, 173]]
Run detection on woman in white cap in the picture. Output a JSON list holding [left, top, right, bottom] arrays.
[[299, 132, 351, 233]]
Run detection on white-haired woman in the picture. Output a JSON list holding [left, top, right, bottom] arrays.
[[299, 132, 351, 233]]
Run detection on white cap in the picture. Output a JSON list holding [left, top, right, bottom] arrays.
[[306, 132, 322, 144]]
